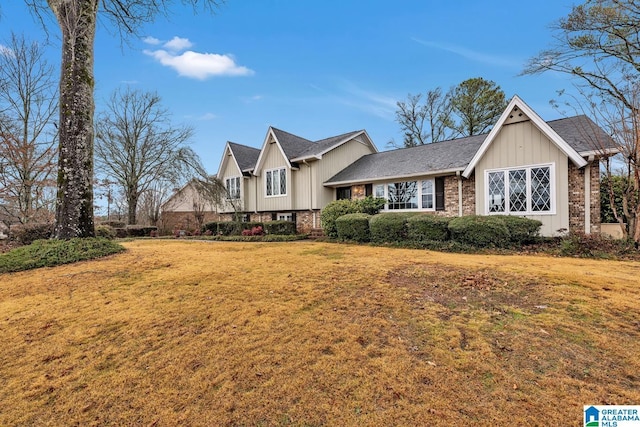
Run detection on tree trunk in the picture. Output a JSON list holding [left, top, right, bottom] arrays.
[[127, 192, 138, 225], [50, 0, 98, 239]]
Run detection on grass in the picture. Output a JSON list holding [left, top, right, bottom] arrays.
[[1, 240, 639, 425]]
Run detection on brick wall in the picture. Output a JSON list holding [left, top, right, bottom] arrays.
[[434, 175, 475, 217], [352, 185, 366, 199], [159, 211, 221, 235], [568, 159, 601, 234]]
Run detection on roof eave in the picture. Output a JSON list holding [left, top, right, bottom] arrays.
[[324, 167, 465, 187]]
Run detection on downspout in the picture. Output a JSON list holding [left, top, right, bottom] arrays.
[[584, 155, 594, 234], [457, 171, 463, 217], [303, 160, 315, 228]]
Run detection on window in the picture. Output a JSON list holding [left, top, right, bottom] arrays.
[[486, 164, 553, 214], [337, 187, 351, 200], [421, 180, 434, 209], [387, 181, 418, 210], [375, 184, 385, 198], [226, 177, 240, 199], [266, 168, 287, 196], [278, 213, 293, 221]]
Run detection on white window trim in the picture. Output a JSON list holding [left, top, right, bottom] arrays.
[[484, 162, 556, 216], [375, 179, 436, 212], [265, 167, 287, 198], [225, 176, 241, 200]]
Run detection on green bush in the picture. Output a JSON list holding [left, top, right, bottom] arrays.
[[218, 221, 242, 236], [370, 213, 416, 243], [126, 225, 158, 237], [358, 196, 387, 215], [0, 238, 125, 273], [114, 228, 128, 238], [448, 215, 510, 248], [320, 199, 361, 238], [336, 213, 371, 242], [96, 225, 116, 239], [202, 221, 220, 234], [10, 222, 54, 245], [407, 214, 451, 242], [496, 215, 542, 245], [264, 220, 297, 235], [100, 220, 126, 228]]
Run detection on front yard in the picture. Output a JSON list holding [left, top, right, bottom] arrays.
[[1, 240, 639, 425]]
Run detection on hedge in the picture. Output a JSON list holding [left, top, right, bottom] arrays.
[[320, 199, 361, 238], [95, 225, 116, 239], [369, 213, 419, 243], [10, 223, 54, 245], [336, 213, 371, 242], [497, 215, 542, 245], [448, 215, 510, 248], [264, 220, 297, 235], [407, 214, 451, 242], [125, 225, 158, 237]]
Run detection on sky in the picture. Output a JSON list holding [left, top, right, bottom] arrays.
[[1, 1, 580, 176]]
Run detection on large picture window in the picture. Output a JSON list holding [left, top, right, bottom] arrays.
[[266, 167, 287, 196], [487, 164, 553, 214], [225, 177, 240, 199], [371, 179, 435, 211]]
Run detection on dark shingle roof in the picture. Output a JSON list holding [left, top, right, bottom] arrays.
[[547, 115, 617, 153], [325, 134, 486, 185], [228, 142, 260, 172], [326, 115, 616, 185], [271, 128, 316, 160]]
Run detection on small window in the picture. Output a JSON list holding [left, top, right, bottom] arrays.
[[421, 180, 434, 209], [277, 213, 293, 221], [337, 187, 351, 200], [225, 177, 240, 199], [266, 167, 287, 196]]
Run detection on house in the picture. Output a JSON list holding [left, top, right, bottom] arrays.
[[161, 96, 617, 236]]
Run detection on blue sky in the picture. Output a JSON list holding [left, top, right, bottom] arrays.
[[1, 1, 577, 175]]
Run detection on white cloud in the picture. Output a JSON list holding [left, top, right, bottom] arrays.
[[144, 48, 254, 80], [199, 112, 217, 121], [411, 37, 522, 69], [163, 36, 193, 52], [143, 36, 161, 45], [0, 44, 14, 57]]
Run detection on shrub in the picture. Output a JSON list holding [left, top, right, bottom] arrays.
[[358, 196, 387, 215], [496, 215, 542, 245], [0, 237, 125, 273], [115, 228, 128, 238], [202, 222, 220, 235], [320, 199, 361, 238], [448, 215, 510, 248], [558, 232, 637, 258], [241, 226, 264, 236], [10, 222, 54, 245], [369, 213, 415, 243], [100, 220, 126, 228], [264, 220, 297, 235], [218, 221, 242, 236], [96, 225, 116, 239], [336, 213, 371, 242], [125, 225, 158, 237], [407, 214, 451, 242]]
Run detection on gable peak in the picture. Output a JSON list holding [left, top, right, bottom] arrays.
[[503, 105, 530, 125]]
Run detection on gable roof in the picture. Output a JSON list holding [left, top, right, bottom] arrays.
[[462, 95, 588, 178], [271, 127, 316, 160], [228, 142, 260, 172], [325, 112, 617, 186], [292, 130, 372, 161]]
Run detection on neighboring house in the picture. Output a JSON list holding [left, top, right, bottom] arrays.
[[160, 179, 219, 234], [162, 95, 617, 236]]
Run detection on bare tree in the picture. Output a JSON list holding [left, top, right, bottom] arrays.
[[23, 0, 223, 238], [0, 32, 57, 226], [525, 0, 640, 243], [95, 87, 199, 225], [393, 89, 454, 148]]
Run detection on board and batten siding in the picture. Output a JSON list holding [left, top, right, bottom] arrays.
[[315, 137, 376, 209], [218, 152, 243, 214], [293, 161, 313, 210], [256, 142, 292, 212], [474, 120, 570, 236]]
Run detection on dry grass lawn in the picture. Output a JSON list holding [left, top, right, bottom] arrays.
[[1, 240, 639, 426]]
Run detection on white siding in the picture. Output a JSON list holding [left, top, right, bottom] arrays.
[[474, 120, 570, 236], [256, 143, 292, 211], [218, 151, 243, 213]]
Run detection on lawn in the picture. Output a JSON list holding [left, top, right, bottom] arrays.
[[1, 240, 639, 426]]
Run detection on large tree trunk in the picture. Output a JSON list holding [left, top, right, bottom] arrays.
[[127, 192, 138, 225], [50, 0, 98, 239]]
